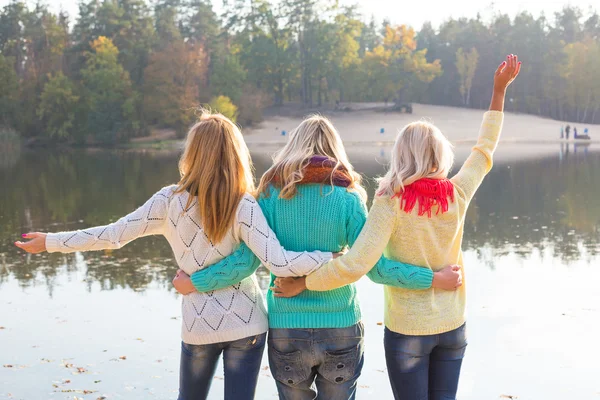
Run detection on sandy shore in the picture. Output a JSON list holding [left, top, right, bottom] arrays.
[[244, 103, 600, 162], [246, 103, 599, 144]]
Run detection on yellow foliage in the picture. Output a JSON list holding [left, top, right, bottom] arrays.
[[208, 96, 238, 123]]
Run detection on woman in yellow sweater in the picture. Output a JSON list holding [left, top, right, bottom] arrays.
[[277, 54, 521, 400]]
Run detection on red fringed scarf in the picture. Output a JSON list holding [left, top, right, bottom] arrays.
[[392, 178, 455, 217]]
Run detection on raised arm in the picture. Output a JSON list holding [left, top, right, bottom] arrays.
[[451, 55, 520, 201], [305, 196, 397, 291], [236, 194, 332, 277], [15, 186, 173, 254]]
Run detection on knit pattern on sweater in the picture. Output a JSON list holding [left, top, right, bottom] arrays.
[[45, 187, 331, 344]]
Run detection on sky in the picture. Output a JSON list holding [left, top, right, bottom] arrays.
[[0, 0, 597, 28]]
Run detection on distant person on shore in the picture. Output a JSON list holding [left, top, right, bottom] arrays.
[[172, 116, 461, 400], [13, 112, 335, 400], [270, 54, 521, 400], [575, 127, 591, 140], [565, 124, 571, 139], [561, 125, 564, 139]]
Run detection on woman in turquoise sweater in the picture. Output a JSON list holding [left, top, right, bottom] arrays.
[[173, 116, 461, 400]]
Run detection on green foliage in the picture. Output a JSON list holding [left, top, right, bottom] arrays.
[[38, 73, 80, 139], [0, 54, 18, 127], [81, 37, 139, 143], [2, 1, 600, 145], [209, 96, 239, 122]]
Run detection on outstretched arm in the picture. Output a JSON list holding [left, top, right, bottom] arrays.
[[451, 55, 520, 201], [15, 186, 173, 254]]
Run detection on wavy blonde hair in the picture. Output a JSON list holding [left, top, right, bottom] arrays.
[[175, 111, 255, 243], [377, 120, 454, 196], [258, 115, 366, 201]]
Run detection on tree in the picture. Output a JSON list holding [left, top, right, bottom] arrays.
[[0, 54, 18, 127], [142, 41, 207, 134], [81, 36, 138, 143], [209, 96, 238, 122], [455, 47, 479, 106], [37, 72, 80, 139]]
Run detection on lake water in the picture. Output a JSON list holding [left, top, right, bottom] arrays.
[[1, 143, 599, 400]]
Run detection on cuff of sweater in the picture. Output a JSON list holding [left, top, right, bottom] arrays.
[[305, 272, 328, 291], [483, 110, 504, 125], [45, 233, 62, 253], [412, 268, 434, 290], [190, 271, 214, 293]]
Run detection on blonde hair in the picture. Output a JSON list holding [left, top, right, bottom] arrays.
[[175, 111, 255, 243], [258, 115, 366, 201], [377, 120, 454, 196]]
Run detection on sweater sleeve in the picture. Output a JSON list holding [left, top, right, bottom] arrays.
[[451, 111, 504, 201], [190, 242, 261, 292], [189, 195, 270, 293], [305, 196, 397, 291], [236, 194, 332, 277], [345, 194, 433, 289], [45, 186, 172, 253]]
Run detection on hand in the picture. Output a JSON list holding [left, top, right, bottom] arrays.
[[493, 54, 521, 93], [270, 277, 307, 298], [14, 232, 48, 254], [333, 248, 347, 259], [431, 265, 462, 291], [172, 269, 196, 295]]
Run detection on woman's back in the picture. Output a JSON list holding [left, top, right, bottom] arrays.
[[305, 110, 505, 335], [261, 184, 363, 329]]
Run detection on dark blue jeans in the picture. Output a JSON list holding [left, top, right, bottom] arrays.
[[178, 333, 266, 400], [384, 323, 467, 400], [268, 323, 364, 400]]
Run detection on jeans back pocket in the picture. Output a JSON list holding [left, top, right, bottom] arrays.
[[268, 347, 310, 387], [318, 344, 362, 385]]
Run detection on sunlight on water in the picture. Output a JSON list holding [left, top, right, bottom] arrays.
[[1, 145, 599, 399]]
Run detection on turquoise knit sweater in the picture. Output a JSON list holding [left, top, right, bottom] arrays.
[[190, 184, 434, 329]]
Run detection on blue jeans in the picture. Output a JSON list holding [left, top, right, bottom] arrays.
[[384, 323, 467, 400], [178, 333, 266, 400], [267, 323, 364, 400]]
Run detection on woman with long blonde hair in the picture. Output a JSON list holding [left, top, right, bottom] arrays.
[[14, 112, 334, 400], [173, 115, 461, 400], [275, 55, 522, 400]]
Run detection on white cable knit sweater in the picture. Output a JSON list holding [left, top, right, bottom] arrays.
[[45, 185, 332, 345]]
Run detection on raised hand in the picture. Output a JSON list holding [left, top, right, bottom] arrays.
[[14, 232, 48, 254], [494, 54, 521, 93]]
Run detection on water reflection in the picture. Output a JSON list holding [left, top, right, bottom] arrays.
[[1, 146, 599, 293]]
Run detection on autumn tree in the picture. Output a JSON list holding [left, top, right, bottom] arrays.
[[142, 41, 208, 135]]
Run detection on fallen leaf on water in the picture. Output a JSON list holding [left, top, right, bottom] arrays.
[[76, 367, 87, 373], [214, 376, 224, 380], [376, 369, 385, 373], [119, 356, 127, 360], [0, 326, 5, 329], [64, 379, 71, 384], [135, 338, 144, 342], [94, 380, 101, 384], [262, 366, 269, 370], [500, 395, 518, 399], [3, 365, 13, 368], [97, 397, 107, 400], [376, 322, 383, 326]]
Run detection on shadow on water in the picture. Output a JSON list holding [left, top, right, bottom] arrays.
[[1, 144, 599, 294]]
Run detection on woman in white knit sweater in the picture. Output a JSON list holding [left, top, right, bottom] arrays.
[[14, 112, 333, 400]]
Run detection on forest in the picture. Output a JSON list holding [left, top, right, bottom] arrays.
[[0, 0, 599, 144]]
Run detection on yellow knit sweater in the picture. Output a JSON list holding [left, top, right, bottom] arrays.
[[306, 111, 504, 335]]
